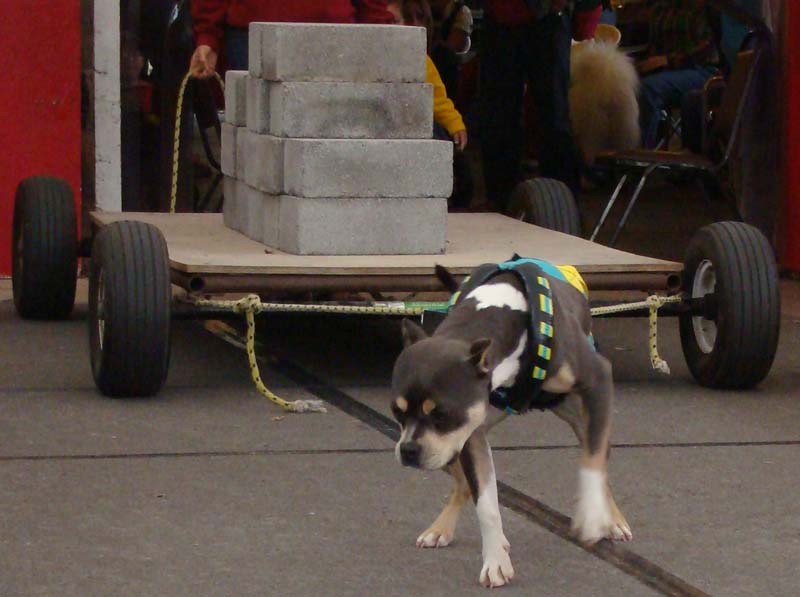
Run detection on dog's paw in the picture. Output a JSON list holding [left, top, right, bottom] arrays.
[[608, 517, 633, 542], [479, 549, 515, 588], [416, 527, 454, 548], [573, 469, 614, 544], [572, 499, 614, 545]]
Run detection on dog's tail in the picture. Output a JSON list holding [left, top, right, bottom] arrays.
[[434, 264, 460, 293]]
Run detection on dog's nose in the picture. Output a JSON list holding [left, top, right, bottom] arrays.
[[399, 442, 420, 467]]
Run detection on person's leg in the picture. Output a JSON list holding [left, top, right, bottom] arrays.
[[638, 74, 668, 149], [431, 44, 460, 100], [527, 12, 581, 194], [639, 66, 717, 149], [479, 18, 526, 211], [224, 27, 249, 71]]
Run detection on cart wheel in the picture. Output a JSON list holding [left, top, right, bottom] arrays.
[[679, 222, 780, 389], [507, 178, 582, 236], [89, 221, 171, 397], [12, 176, 77, 319]]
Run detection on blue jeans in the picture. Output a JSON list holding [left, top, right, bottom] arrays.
[[224, 27, 249, 71], [638, 65, 718, 148]]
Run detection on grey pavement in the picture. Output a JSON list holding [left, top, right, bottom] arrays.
[[2, 179, 800, 596]]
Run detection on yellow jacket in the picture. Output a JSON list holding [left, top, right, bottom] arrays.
[[426, 56, 466, 136]]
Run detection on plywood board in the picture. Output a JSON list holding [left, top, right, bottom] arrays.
[[91, 212, 680, 275]]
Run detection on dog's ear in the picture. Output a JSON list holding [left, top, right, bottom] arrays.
[[468, 338, 493, 376], [401, 318, 428, 347], [434, 264, 460, 293]]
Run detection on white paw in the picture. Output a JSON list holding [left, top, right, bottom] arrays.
[[501, 534, 510, 552], [609, 519, 633, 542], [479, 548, 515, 588], [572, 498, 614, 544], [416, 527, 454, 548], [573, 468, 614, 544]]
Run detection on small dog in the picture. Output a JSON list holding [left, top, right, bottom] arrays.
[[391, 260, 631, 588], [570, 39, 641, 164]]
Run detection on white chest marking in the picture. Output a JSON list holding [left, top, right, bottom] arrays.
[[467, 283, 528, 312], [491, 332, 527, 391]]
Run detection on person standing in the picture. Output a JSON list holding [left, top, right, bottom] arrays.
[[189, 0, 395, 77], [479, 0, 582, 211], [429, 0, 473, 99]]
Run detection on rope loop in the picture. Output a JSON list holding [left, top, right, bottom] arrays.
[[170, 71, 225, 214]]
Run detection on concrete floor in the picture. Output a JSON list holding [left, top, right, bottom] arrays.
[[2, 179, 800, 596]]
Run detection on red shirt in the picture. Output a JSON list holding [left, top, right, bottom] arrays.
[[484, 0, 535, 25], [192, 0, 395, 52]]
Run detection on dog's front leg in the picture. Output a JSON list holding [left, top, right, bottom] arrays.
[[460, 429, 514, 588], [417, 460, 471, 548]]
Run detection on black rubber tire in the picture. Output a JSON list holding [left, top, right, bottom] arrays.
[[12, 176, 78, 319], [507, 178, 582, 236], [89, 221, 171, 398], [679, 221, 780, 389]]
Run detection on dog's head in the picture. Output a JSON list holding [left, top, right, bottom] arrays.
[[390, 319, 493, 470]]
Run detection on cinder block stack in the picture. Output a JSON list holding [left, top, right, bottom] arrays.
[[220, 22, 452, 255]]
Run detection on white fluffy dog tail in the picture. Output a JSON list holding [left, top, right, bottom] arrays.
[[570, 41, 641, 164]]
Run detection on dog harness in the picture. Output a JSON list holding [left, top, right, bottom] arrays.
[[450, 257, 591, 414]]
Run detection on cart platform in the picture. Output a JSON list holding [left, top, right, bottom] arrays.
[[90, 212, 682, 295]]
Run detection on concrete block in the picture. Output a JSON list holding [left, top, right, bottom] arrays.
[[248, 26, 263, 78], [249, 23, 426, 83], [222, 176, 239, 231], [224, 70, 248, 125], [269, 82, 433, 139], [220, 123, 238, 177], [246, 76, 270, 133], [278, 196, 447, 255], [237, 182, 265, 242], [233, 179, 250, 233], [239, 131, 284, 194], [284, 139, 452, 198], [261, 193, 281, 248]]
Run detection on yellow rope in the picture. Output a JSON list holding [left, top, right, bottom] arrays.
[[170, 71, 225, 214], [239, 297, 327, 413], [189, 293, 681, 414], [591, 295, 682, 374]]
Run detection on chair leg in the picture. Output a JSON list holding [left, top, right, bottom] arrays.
[[590, 174, 628, 242], [608, 164, 658, 247]]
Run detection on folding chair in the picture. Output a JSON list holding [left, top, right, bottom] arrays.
[[590, 49, 760, 246]]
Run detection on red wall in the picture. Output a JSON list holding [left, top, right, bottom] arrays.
[[0, 1, 82, 275], [786, 2, 800, 271]]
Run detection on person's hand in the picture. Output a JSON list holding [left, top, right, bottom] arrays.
[[190, 45, 218, 79], [452, 129, 468, 151], [637, 55, 668, 75]]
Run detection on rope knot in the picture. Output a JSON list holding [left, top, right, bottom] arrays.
[[234, 294, 262, 314]]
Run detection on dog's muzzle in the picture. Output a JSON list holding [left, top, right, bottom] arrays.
[[399, 442, 421, 467]]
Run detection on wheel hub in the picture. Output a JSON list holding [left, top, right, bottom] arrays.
[[691, 259, 717, 354]]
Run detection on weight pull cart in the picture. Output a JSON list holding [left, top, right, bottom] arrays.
[[11, 175, 780, 401]]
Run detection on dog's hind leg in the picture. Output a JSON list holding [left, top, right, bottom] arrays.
[[551, 356, 632, 543], [460, 429, 514, 588], [416, 460, 471, 548]]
